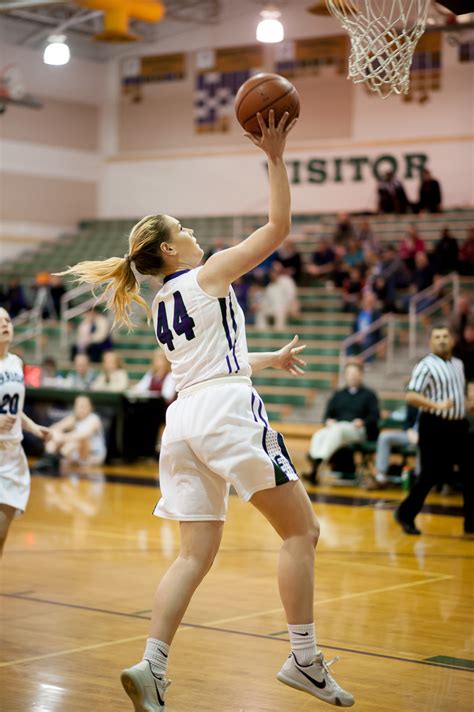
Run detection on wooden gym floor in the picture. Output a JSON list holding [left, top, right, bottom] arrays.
[[1, 437, 472, 711]]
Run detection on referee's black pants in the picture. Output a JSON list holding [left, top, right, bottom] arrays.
[[398, 413, 474, 531]]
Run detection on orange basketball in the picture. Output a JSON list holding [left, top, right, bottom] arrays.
[[235, 73, 300, 135]]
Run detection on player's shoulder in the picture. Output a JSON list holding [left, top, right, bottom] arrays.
[[5, 352, 23, 370]]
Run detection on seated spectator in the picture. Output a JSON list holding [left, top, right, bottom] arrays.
[[71, 307, 113, 363], [403, 252, 435, 313], [449, 295, 472, 343], [307, 238, 336, 281], [6, 279, 28, 317], [378, 245, 411, 311], [365, 405, 419, 490], [255, 262, 299, 329], [357, 219, 378, 254], [92, 351, 129, 392], [454, 322, 474, 383], [41, 357, 65, 387], [377, 171, 409, 214], [458, 228, 474, 276], [275, 238, 303, 284], [399, 226, 426, 272], [416, 168, 442, 214], [432, 228, 459, 275], [332, 212, 355, 246], [303, 362, 379, 484], [342, 267, 364, 313], [63, 353, 96, 390], [348, 291, 383, 357], [342, 238, 365, 270], [34, 395, 106, 475], [132, 349, 175, 402]]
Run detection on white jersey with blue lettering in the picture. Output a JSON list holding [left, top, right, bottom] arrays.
[[0, 353, 25, 442], [151, 267, 251, 392]]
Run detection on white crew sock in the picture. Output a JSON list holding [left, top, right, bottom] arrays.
[[143, 638, 170, 677], [288, 623, 317, 666]]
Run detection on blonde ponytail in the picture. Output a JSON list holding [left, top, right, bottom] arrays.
[[57, 255, 149, 329], [56, 215, 171, 330]]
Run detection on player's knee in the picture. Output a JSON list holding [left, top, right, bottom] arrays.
[[308, 519, 320, 549]]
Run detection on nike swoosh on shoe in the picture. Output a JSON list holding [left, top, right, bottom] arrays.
[[293, 632, 309, 636], [296, 666, 327, 689], [154, 680, 165, 707]]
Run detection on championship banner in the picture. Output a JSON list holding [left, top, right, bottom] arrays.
[[121, 53, 185, 99], [194, 45, 263, 133], [276, 35, 348, 78], [403, 32, 442, 103]]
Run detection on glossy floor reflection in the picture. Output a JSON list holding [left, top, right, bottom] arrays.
[[1, 448, 472, 712]]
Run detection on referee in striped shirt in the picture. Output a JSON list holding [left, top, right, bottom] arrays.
[[395, 326, 473, 535]]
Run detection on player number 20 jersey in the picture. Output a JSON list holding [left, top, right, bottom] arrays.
[[151, 267, 251, 392]]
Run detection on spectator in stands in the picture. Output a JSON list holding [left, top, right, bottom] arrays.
[[303, 362, 380, 484], [458, 228, 474, 276], [348, 291, 383, 357], [342, 237, 365, 271], [403, 252, 435, 314], [132, 349, 175, 402], [416, 168, 442, 214], [49, 274, 66, 319], [377, 170, 409, 214], [332, 212, 355, 246], [378, 245, 411, 311], [6, 279, 28, 318], [71, 307, 113, 363], [449, 295, 472, 343], [275, 238, 303, 284], [342, 267, 364, 313], [255, 261, 299, 329], [432, 227, 459, 276], [34, 395, 106, 475], [40, 357, 64, 387], [454, 322, 474, 383], [92, 350, 129, 392], [399, 226, 426, 272], [365, 405, 419, 490], [357, 219, 378, 254], [63, 353, 96, 390], [307, 238, 336, 282]]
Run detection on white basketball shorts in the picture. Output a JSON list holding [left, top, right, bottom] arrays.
[[154, 376, 299, 521], [0, 440, 30, 513]]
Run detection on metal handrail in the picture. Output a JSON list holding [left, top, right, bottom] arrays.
[[59, 283, 104, 353], [408, 272, 460, 358], [12, 306, 43, 362], [339, 314, 395, 383]]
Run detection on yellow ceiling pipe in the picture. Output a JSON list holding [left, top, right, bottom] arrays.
[[77, 0, 165, 41]]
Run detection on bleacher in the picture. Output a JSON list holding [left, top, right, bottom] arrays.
[[3, 209, 473, 425]]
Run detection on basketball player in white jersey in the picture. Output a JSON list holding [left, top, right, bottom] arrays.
[[60, 111, 354, 709], [0, 308, 51, 556]]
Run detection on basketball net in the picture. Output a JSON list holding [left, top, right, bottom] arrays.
[[325, 0, 431, 98]]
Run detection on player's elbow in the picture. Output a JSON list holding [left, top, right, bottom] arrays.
[[406, 391, 418, 406], [269, 218, 291, 241]]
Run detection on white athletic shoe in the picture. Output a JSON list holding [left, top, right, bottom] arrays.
[[277, 652, 355, 707], [121, 660, 171, 711]]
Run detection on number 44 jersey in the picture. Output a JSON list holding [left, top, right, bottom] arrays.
[[0, 353, 25, 442], [151, 267, 251, 393]]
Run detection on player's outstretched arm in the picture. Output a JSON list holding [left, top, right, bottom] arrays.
[[249, 335, 306, 375], [21, 413, 51, 441], [199, 110, 297, 298]]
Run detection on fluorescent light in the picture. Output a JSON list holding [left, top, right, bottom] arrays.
[[256, 8, 284, 44], [44, 35, 70, 66]]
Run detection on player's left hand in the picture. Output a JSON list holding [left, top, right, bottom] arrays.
[[35, 425, 52, 442], [274, 335, 306, 375]]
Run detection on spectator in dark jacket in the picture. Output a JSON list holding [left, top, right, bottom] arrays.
[[307, 238, 336, 281], [303, 362, 380, 483], [432, 228, 459, 275], [417, 168, 442, 213], [275, 238, 303, 284], [459, 228, 474, 276], [377, 171, 409, 214]]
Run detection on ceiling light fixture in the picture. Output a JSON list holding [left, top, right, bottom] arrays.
[[43, 35, 70, 65], [256, 6, 284, 43]]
